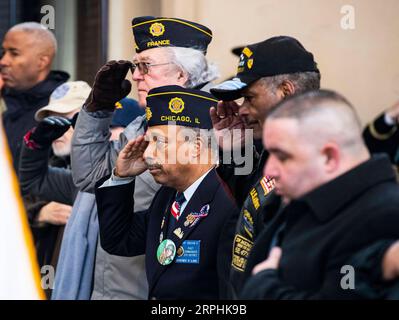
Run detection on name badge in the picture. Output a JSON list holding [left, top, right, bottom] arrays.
[[175, 240, 201, 264]]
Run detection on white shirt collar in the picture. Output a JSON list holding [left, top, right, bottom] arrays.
[[180, 167, 214, 213]]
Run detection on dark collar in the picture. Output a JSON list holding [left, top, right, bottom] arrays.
[[3, 70, 70, 100], [188, 167, 220, 205], [292, 154, 396, 223], [193, 82, 210, 90]]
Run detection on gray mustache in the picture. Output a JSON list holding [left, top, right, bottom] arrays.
[[145, 159, 162, 170]]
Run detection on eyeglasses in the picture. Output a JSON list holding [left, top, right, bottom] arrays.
[[130, 62, 172, 75]]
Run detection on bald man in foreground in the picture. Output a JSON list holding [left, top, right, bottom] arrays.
[[240, 90, 399, 299], [0, 22, 69, 171]]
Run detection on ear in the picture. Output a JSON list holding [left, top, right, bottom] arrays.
[[322, 143, 340, 173], [37, 54, 51, 71], [177, 69, 189, 86], [278, 80, 296, 99], [190, 136, 203, 159]]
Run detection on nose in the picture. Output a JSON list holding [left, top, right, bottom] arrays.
[[0, 51, 10, 67], [143, 140, 155, 161], [264, 156, 278, 179], [238, 103, 249, 117], [132, 65, 144, 81]]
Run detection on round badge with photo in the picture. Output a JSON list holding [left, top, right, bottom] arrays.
[[157, 239, 176, 266]]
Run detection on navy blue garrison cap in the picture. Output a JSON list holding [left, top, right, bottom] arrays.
[[132, 16, 212, 54], [145, 85, 218, 129]]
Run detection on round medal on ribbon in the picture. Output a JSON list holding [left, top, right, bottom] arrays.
[[157, 239, 176, 265]]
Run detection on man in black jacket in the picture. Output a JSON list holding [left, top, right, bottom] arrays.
[[0, 22, 69, 172], [95, 86, 239, 299], [241, 89, 399, 299]]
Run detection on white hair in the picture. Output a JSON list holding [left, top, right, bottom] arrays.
[[166, 47, 220, 88], [259, 71, 321, 94], [9, 22, 57, 54]]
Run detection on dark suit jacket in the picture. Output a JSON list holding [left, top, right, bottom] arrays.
[[240, 154, 399, 299], [2, 70, 69, 172], [95, 169, 239, 299]]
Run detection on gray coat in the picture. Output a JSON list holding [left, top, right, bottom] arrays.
[[71, 108, 160, 300], [19, 140, 152, 299], [71, 108, 159, 210], [19, 144, 77, 204]]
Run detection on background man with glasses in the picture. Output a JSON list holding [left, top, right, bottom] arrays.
[[69, 16, 219, 300]]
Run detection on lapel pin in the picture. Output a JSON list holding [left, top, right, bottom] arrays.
[[173, 227, 184, 239]]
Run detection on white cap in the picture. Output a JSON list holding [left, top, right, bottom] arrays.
[[35, 81, 91, 121]]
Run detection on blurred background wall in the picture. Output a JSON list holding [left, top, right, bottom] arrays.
[[1, 0, 399, 124]]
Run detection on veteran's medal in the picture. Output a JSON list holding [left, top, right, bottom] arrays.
[[177, 246, 184, 257], [157, 239, 176, 266], [184, 214, 195, 227]]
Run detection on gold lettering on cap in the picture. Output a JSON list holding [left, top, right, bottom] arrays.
[[161, 115, 191, 123], [147, 39, 171, 47]]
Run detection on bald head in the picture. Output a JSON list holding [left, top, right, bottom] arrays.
[[0, 22, 57, 90], [9, 22, 57, 58], [266, 90, 366, 156], [263, 90, 370, 201]]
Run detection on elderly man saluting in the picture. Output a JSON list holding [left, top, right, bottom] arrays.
[[95, 85, 239, 300]]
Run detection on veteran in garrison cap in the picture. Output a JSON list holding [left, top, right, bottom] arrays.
[[95, 86, 239, 299], [71, 15, 219, 299], [71, 14, 219, 193]]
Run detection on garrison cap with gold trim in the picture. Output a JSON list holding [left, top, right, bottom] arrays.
[[132, 16, 212, 53], [145, 85, 217, 129]]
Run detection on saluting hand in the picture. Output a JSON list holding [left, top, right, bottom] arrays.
[[30, 116, 71, 148], [85, 60, 132, 112], [210, 100, 246, 151], [115, 135, 149, 177]]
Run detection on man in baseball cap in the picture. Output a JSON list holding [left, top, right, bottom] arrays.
[[33, 81, 91, 156], [35, 81, 91, 121], [19, 81, 90, 290], [211, 35, 319, 103], [210, 36, 321, 298]]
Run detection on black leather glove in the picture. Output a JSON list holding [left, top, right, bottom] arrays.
[[85, 60, 132, 112], [30, 116, 71, 148], [70, 112, 79, 129]]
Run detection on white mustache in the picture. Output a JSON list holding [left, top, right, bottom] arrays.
[[145, 159, 162, 170]]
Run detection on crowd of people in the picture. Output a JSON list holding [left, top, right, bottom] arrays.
[[1, 17, 399, 300]]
